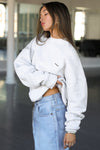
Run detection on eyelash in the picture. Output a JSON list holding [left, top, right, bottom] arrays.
[[40, 13, 48, 18], [44, 13, 48, 16]]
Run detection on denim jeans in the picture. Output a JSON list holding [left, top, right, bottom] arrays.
[[32, 92, 69, 150]]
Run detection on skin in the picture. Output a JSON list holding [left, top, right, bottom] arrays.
[[40, 6, 76, 149]]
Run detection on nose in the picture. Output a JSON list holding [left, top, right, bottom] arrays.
[[40, 18, 42, 22], [40, 15, 44, 22]]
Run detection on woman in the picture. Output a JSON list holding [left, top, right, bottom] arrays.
[[14, 2, 88, 150]]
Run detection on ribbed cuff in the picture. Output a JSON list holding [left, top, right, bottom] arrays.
[[41, 72, 50, 86], [65, 130, 77, 134]]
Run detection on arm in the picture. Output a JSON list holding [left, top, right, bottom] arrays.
[[14, 38, 57, 89], [64, 44, 88, 134]]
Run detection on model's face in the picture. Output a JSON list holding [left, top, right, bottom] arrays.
[[40, 6, 53, 31]]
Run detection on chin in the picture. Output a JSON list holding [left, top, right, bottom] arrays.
[[43, 28, 50, 31], [42, 26, 51, 32]]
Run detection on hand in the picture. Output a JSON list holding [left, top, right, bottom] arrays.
[[56, 75, 63, 86], [63, 133, 76, 149]]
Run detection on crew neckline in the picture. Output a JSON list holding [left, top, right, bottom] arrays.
[[49, 36, 67, 42]]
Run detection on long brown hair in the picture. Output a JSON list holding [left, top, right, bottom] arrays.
[[36, 1, 75, 47]]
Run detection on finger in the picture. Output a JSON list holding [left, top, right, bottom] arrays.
[[71, 143, 74, 146], [68, 143, 72, 147], [57, 75, 61, 78], [64, 142, 68, 149], [71, 138, 76, 145], [69, 141, 76, 147], [64, 145, 68, 149], [63, 136, 67, 148], [63, 136, 66, 146], [57, 80, 62, 85], [63, 139, 69, 148], [73, 140, 76, 145], [64, 143, 69, 149]]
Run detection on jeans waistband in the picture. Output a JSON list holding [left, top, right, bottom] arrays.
[[34, 92, 61, 105]]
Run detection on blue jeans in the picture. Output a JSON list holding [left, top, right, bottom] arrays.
[[32, 92, 69, 150]]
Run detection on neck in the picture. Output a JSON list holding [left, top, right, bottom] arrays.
[[50, 28, 62, 39]]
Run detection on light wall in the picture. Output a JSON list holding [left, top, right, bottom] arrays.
[[16, 0, 100, 39], [16, 0, 100, 11], [69, 0, 100, 11], [69, 0, 100, 39], [86, 11, 100, 39], [1, 0, 100, 39]]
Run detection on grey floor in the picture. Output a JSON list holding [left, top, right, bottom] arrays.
[[0, 68, 100, 150]]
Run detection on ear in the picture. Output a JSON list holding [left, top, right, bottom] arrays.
[[55, 14, 59, 25]]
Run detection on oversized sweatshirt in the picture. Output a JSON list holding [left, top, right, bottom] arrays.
[[14, 36, 88, 133]]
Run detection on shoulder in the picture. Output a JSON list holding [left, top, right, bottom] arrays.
[[25, 36, 37, 48], [62, 40, 79, 60], [31, 36, 37, 44], [30, 35, 48, 48], [28, 36, 37, 48]]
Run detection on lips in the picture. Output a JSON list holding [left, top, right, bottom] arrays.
[[41, 22, 45, 26]]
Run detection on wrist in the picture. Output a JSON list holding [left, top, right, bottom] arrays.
[[65, 131, 76, 135]]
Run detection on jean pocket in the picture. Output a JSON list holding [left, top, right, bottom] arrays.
[[38, 103, 51, 117]]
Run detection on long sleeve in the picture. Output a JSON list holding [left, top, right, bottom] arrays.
[[64, 44, 88, 133], [14, 37, 57, 89]]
